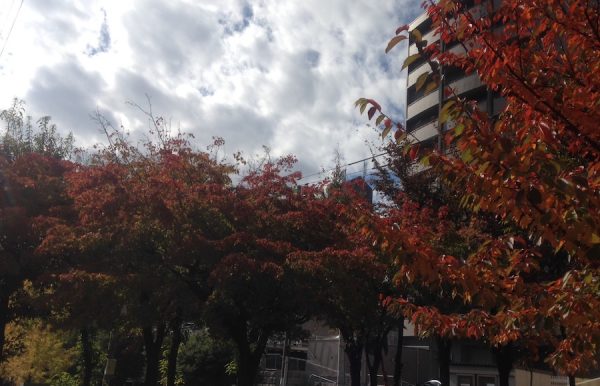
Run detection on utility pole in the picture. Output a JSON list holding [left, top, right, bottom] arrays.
[[280, 333, 289, 386]]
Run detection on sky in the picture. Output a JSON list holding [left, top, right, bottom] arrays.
[[0, 0, 420, 182]]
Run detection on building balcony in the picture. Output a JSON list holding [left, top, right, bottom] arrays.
[[408, 29, 440, 56], [407, 62, 433, 87], [447, 72, 482, 96], [408, 120, 439, 144], [407, 89, 439, 118]]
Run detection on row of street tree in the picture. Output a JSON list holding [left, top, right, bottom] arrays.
[[0, 98, 405, 386]]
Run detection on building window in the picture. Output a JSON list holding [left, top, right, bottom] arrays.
[[287, 357, 306, 371], [458, 375, 474, 386], [265, 354, 282, 370], [477, 375, 497, 386]]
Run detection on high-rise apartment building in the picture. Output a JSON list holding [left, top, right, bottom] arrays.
[[405, 2, 505, 147]]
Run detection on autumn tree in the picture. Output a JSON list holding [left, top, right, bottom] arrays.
[[0, 100, 74, 370], [288, 180, 395, 386], [0, 319, 78, 384], [30, 270, 125, 386], [370, 138, 516, 386], [358, 0, 600, 382], [202, 156, 333, 386], [54, 120, 234, 386]]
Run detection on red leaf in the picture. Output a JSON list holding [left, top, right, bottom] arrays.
[[409, 146, 418, 160], [367, 106, 377, 120], [367, 99, 381, 111], [395, 24, 409, 35]]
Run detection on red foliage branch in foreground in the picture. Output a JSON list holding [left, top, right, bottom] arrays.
[[358, 0, 600, 375]]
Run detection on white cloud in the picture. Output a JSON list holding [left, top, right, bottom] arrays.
[[0, 0, 421, 178]]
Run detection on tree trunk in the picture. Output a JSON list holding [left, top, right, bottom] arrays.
[[569, 375, 576, 386], [436, 337, 451, 386], [236, 345, 263, 386], [368, 352, 382, 386], [81, 327, 94, 386], [345, 342, 363, 386], [393, 318, 404, 386], [142, 323, 167, 386], [493, 345, 514, 386], [366, 339, 383, 386], [381, 356, 389, 386], [166, 312, 183, 386], [234, 328, 270, 386]]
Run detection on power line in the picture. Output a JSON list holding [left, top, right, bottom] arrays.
[[0, 0, 17, 37], [0, 0, 24, 60], [298, 151, 388, 182], [297, 118, 431, 184], [300, 162, 396, 186], [300, 157, 397, 186]]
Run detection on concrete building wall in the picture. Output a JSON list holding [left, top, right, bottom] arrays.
[[576, 378, 600, 386], [513, 369, 569, 386]]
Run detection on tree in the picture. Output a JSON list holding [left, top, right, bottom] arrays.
[[203, 156, 326, 386], [31, 270, 124, 386], [370, 138, 515, 386], [176, 328, 235, 386], [359, 0, 600, 380], [0, 101, 74, 368], [0, 99, 74, 161], [59, 130, 233, 386], [290, 181, 394, 386], [0, 319, 78, 384]]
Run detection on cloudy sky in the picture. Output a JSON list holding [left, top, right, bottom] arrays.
[[0, 0, 420, 181]]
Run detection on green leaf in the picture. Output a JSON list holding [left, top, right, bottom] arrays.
[[354, 98, 367, 108], [562, 271, 571, 289], [476, 161, 490, 174], [359, 101, 368, 114], [461, 149, 473, 163], [440, 100, 456, 113], [549, 160, 561, 174], [402, 53, 421, 70], [385, 35, 407, 54], [439, 100, 456, 124], [375, 114, 386, 127], [382, 125, 392, 139], [411, 29, 422, 43], [415, 72, 429, 92], [454, 123, 465, 136], [459, 194, 469, 207], [424, 81, 438, 94]]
